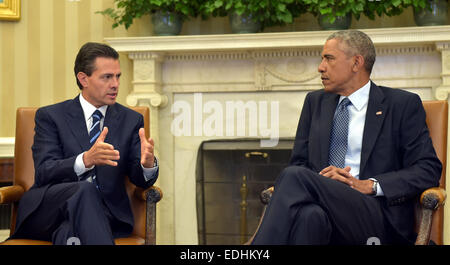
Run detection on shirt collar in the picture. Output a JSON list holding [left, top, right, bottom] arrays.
[[339, 80, 371, 111], [79, 93, 108, 120]]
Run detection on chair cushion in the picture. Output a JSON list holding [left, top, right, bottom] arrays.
[[0, 239, 52, 245], [115, 236, 145, 245]]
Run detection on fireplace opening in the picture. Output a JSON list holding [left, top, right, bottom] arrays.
[[196, 139, 294, 245]]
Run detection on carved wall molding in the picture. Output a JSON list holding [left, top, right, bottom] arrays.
[[126, 92, 168, 108], [255, 57, 320, 90], [263, 58, 318, 82], [376, 45, 437, 55], [163, 45, 436, 62], [166, 52, 252, 61], [434, 42, 450, 100], [128, 52, 165, 61], [436, 42, 450, 51], [435, 86, 450, 100]]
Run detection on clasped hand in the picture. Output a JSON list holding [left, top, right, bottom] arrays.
[[319, 166, 373, 195], [83, 127, 155, 169]]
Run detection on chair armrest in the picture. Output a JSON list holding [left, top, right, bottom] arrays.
[[0, 185, 25, 204], [260, 186, 274, 205], [134, 185, 163, 203], [415, 187, 446, 245], [420, 187, 446, 210], [246, 186, 275, 245], [133, 186, 163, 245]]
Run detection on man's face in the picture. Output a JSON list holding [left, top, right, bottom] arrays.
[[318, 38, 356, 95], [79, 57, 121, 108]]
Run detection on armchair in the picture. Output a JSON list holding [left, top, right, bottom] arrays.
[[248, 100, 447, 245], [0, 106, 162, 245]]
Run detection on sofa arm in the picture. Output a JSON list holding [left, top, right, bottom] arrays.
[[415, 187, 446, 245], [0, 185, 25, 204]]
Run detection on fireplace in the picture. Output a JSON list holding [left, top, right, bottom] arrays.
[[196, 139, 293, 245]]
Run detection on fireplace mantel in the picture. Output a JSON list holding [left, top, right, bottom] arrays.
[[106, 26, 450, 245], [107, 25, 450, 52], [106, 25, 450, 101]]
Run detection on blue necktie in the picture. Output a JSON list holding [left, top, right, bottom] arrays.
[[328, 98, 351, 168], [87, 110, 103, 189], [89, 110, 103, 145]]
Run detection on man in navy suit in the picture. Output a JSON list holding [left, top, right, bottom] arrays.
[[11, 42, 159, 244], [252, 30, 441, 245]]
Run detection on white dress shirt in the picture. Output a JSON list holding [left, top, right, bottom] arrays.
[[338, 81, 384, 196], [74, 93, 158, 182]]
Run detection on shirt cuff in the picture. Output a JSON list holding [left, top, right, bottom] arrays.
[[142, 157, 159, 182], [74, 152, 95, 177], [375, 182, 384, 196]]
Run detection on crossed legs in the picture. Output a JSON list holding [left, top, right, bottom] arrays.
[[252, 166, 390, 245]]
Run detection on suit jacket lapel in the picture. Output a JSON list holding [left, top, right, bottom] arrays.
[[319, 93, 340, 169], [360, 82, 387, 177], [65, 96, 91, 152]]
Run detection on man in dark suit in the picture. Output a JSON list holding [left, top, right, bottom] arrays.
[[252, 30, 441, 245], [10, 42, 159, 245]]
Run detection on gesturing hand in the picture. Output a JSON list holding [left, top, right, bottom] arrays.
[[83, 127, 120, 168], [139, 128, 155, 168]]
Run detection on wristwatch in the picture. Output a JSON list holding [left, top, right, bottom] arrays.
[[369, 178, 378, 195]]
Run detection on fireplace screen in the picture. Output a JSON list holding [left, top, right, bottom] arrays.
[[196, 139, 293, 245]]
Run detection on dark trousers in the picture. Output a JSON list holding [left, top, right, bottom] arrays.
[[12, 181, 128, 245], [252, 166, 392, 245]]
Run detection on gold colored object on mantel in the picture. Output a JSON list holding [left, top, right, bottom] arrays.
[[245, 151, 268, 158]]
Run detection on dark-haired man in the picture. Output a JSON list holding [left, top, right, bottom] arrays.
[[11, 42, 159, 245], [252, 30, 441, 245]]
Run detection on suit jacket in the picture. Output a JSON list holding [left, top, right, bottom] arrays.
[[14, 96, 157, 235], [289, 82, 441, 242]]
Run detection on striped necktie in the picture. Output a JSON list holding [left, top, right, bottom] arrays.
[[86, 109, 103, 189], [328, 98, 351, 168], [89, 109, 103, 145]]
